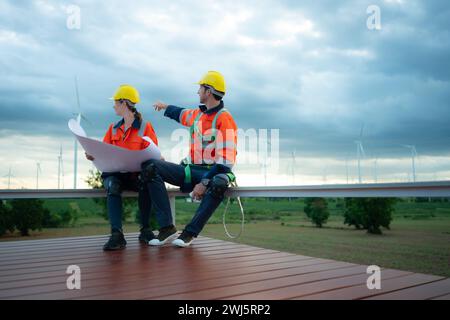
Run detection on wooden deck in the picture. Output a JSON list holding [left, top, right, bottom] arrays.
[[0, 234, 449, 300]]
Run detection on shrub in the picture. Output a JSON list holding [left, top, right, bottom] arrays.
[[9, 199, 48, 236], [42, 211, 62, 228], [344, 198, 396, 234], [0, 201, 14, 236], [304, 198, 330, 228]]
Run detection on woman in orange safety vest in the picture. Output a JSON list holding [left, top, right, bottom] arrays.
[[85, 84, 174, 251]]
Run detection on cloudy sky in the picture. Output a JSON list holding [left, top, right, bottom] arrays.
[[1, 0, 449, 188]]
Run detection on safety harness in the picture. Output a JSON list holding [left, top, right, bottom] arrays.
[[182, 108, 236, 187]]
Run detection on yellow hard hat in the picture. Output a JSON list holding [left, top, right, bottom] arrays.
[[197, 71, 226, 95], [110, 84, 140, 104]]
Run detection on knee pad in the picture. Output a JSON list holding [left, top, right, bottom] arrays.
[[207, 174, 230, 199], [140, 161, 157, 183], [104, 177, 122, 197]]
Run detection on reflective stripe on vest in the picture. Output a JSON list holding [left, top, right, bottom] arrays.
[[183, 108, 235, 185], [187, 108, 229, 164]]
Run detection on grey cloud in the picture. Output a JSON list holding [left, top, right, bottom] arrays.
[[1, 0, 449, 169]]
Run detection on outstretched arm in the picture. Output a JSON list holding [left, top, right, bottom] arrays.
[[153, 101, 168, 112], [153, 100, 197, 127]]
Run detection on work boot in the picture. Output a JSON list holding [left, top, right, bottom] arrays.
[[172, 230, 195, 248], [138, 227, 156, 244], [148, 225, 178, 246], [103, 230, 127, 251]]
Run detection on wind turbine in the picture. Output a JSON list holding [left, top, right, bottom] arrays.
[[291, 149, 296, 185], [260, 160, 268, 186], [354, 124, 366, 184], [373, 156, 379, 183], [3, 167, 14, 189], [345, 153, 349, 184], [72, 76, 90, 189], [258, 161, 267, 186], [36, 162, 42, 189], [258, 139, 271, 186], [401, 144, 417, 182], [58, 144, 65, 189]]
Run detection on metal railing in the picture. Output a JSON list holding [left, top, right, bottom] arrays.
[[2, 181, 450, 224]]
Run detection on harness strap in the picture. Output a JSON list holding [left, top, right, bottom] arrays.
[[188, 108, 229, 163], [183, 108, 233, 186]]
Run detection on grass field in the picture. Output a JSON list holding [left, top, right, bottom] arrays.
[[1, 198, 449, 277]]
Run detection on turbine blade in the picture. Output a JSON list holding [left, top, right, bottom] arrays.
[[74, 76, 81, 112], [360, 144, 366, 157]]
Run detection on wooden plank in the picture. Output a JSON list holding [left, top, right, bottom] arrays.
[[0, 240, 247, 266], [0, 249, 288, 284], [296, 272, 443, 300], [431, 293, 450, 300], [219, 269, 410, 300], [0, 243, 256, 270], [83, 261, 357, 300], [0, 233, 126, 247], [0, 235, 218, 255], [1, 235, 448, 300], [0, 240, 234, 264], [364, 278, 450, 300], [3, 257, 333, 299], [156, 265, 372, 300], [0, 234, 217, 252], [0, 251, 295, 290], [0, 246, 275, 279]]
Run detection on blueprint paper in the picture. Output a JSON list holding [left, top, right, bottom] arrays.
[[68, 119, 161, 173]]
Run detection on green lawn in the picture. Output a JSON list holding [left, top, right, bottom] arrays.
[[1, 198, 449, 277], [201, 218, 450, 278]]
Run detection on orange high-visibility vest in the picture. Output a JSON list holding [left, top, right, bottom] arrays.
[[103, 120, 158, 150], [179, 107, 237, 167]]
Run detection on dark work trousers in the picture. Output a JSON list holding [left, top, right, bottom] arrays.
[[141, 159, 229, 236], [101, 171, 173, 233]]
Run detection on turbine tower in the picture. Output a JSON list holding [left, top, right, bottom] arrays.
[[58, 144, 65, 189], [72, 76, 90, 189], [259, 140, 271, 186], [401, 144, 417, 182], [354, 124, 365, 184], [291, 149, 296, 185], [345, 153, 349, 184], [3, 167, 14, 189], [373, 156, 378, 183], [36, 162, 42, 189]]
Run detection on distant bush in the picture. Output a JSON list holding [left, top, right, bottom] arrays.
[[42, 211, 62, 228], [304, 198, 329, 228], [335, 199, 345, 210], [42, 208, 79, 228], [0, 201, 14, 236], [9, 199, 48, 236], [344, 198, 396, 234]]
